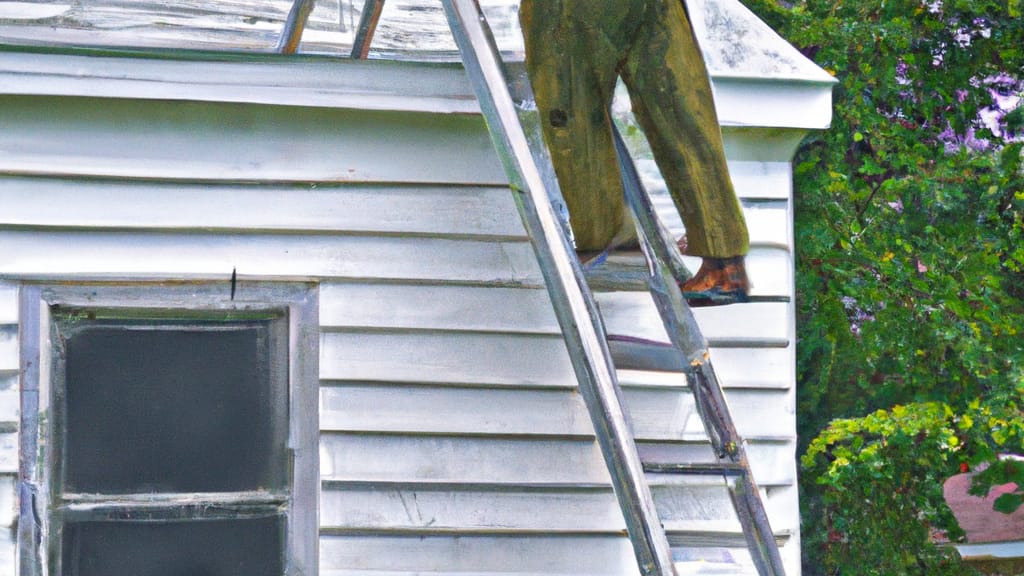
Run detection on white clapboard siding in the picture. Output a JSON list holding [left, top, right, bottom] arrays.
[[320, 534, 642, 576], [636, 440, 794, 486], [0, 231, 790, 293], [0, 374, 17, 424], [654, 482, 796, 529], [0, 284, 15, 325], [0, 432, 16, 475], [319, 434, 794, 487], [0, 474, 17, 576], [0, 326, 17, 374], [320, 384, 793, 441], [0, 95, 506, 184], [728, 161, 794, 201], [320, 487, 627, 533], [320, 434, 612, 486], [0, 231, 544, 285], [742, 201, 791, 249], [319, 483, 798, 534], [624, 189, 791, 250], [320, 331, 574, 388], [319, 330, 792, 390], [0, 524, 13, 575], [616, 358, 796, 392], [701, 347, 794, 389], [0, 475, 13, 527], [610, 348, 794, 387], [598, 295, 789, 345], [320, 283, 793, 343], [0, 178, 526, 239], [320, 284, 560, 335]]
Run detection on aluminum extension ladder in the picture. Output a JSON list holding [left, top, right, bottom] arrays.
[[279, 1, 787, 574]]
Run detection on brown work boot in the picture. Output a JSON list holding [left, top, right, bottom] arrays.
[[679, 256, 750, 306]]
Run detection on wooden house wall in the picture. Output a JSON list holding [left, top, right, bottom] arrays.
[[0, 54, 803, 574]]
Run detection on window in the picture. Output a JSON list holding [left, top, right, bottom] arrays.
[[18, 283, 318, 576]]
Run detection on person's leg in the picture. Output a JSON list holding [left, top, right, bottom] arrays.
[[620, 0, 749, 260], [620, 0, 749, 303], [519, 0, 628, 252]]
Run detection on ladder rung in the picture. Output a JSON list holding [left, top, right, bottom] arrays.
[[609, 335, 792, 374], [643, 462, 747, 477], [665, 528, 792, 549], [608, 335, 688, 373]]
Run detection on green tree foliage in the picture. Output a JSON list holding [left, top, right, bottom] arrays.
[[738, 0, 1024, 573], [803, 401, 1024, 574]]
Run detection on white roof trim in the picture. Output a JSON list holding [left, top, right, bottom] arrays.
[[687, 0, 837, 85], [954, 540, 1024, 560]]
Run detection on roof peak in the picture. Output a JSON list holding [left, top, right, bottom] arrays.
[[687, 0, 835, 83]]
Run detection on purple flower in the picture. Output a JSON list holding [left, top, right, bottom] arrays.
[[963, 127, 992, 152]]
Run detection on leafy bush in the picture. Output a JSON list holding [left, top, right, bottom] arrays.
[[803, 402, 1024, 574]]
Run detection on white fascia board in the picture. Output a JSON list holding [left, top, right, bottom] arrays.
[[712, 76, 835, 131], [0, 49, 482, 115], [954, 540, 1024, 560]]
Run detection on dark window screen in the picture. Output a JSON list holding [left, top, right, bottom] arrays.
[[62, 323, 287, 494], [61, 516, 285, 576]]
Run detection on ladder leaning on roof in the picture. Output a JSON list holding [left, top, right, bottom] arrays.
[[281, 1, 787, 574]]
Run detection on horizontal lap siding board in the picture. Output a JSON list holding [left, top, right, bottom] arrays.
[[0, 178, 527, 239], [319, 284, 560, 335], [319, 284, 793, 338], [320, 384, 794, 440], [0, 96, 507, 184], [650, 190, 790, 248], [0, 233, 789, 291], [598, 295, 790, 344], [319, 483, 799, 535], [0, 285, 15, 325], [320, 534, 643, 576], [319, 331, 575, 388], [319, 435, 794, 488], [0, 327, 15, 378], [0, 232, 543, 285]]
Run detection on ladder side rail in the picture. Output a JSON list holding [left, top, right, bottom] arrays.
[[440, 2, 676, 575], [729, 472, 786, 575], [277, 0, 317, 54], [698, 365, 786, 576], [351, 0, 387, 59], [613, 126, 786, 576]]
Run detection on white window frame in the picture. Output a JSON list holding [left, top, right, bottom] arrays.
[[18, 282, 319, 576]]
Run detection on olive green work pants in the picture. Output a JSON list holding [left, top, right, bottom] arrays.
[[520, 0, 749, 256]]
